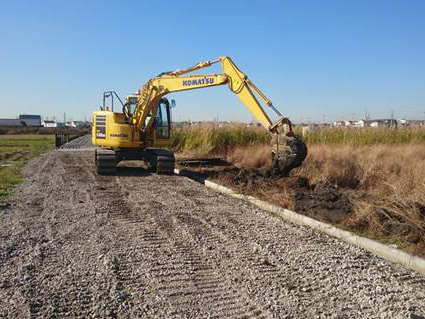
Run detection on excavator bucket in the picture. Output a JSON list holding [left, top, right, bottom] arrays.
[[268, 134, 308, 177]]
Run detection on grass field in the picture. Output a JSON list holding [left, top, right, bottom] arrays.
[[296, 143, 425, 254], [172, 125, 425, 155], [300, 126, 425, 145], [0, 135, 54, 196], [171, 124, 270, 156]]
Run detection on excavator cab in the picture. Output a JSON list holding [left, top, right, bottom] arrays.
[[153, 99, 171, 139]]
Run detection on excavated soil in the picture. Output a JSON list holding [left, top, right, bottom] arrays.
[[0, 151, 425, 318], [186, 166, 354, 225]]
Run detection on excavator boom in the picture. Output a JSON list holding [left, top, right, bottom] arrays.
[[133, 57, 291, 134]]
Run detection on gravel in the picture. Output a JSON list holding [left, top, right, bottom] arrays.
[[0, 150, 424, 318], [59, 134, 94, 150]]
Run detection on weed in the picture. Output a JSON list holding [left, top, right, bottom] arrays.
[[0, 135, 54, 197]]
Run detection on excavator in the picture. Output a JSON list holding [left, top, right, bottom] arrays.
[[92, 56, 307, 175]]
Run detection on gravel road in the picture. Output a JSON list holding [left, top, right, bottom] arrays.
[[0, 150, 424, 318], [59, 134, 94, 150]]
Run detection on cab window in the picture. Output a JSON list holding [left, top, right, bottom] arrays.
[[154, 100, 170, 139]]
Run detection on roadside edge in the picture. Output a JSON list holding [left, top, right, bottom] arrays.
[[174, 168, 425, 276]]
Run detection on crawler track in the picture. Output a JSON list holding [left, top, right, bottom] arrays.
[[0, 151, 424, 318]]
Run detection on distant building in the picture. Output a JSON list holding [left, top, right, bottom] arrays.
[[355, 120, 373, 128], [0, 114, 41, 127], [42, 120, 57, 128], [0, 119, 26, 127], [73, 121, 92, 128], [66, 121, 77, 128], [332, 120, 358, 127], [344, 120, 357, 127], [19, 114, 41, 127], [332, 121, 345, 127], [399, 119, 425, 126], [369, 119, 397, 128]]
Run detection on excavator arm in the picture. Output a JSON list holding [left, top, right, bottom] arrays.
[[130, 56, 307, 175], [132, 57, 291, 133]]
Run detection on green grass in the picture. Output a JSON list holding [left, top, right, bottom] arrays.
[[0, 135, 54, 197]]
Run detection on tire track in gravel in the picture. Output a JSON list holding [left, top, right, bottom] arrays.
[[23, 151, 99, 318], [167, 184, 425, 317], [99, 164, 270, 318], [2, 151, 425, 318], [123, 168, 425, 318], [0, 152, 62, 318]]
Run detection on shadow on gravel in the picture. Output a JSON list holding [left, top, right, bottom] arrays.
[[177, 169, 208, 184], [112, 167, 153, 177]]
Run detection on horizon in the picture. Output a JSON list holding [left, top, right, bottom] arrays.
[[4, 112, 424, 126]]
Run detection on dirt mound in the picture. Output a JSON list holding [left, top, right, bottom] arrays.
[[293, 180, 353, 224], [232, 171, 353, 224], [190, 164, 354, 226]]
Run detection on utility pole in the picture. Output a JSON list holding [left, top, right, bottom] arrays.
[[365, 109, 370, 121], [391, 109, 394, 127]]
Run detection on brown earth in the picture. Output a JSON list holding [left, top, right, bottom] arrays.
[[182, 165, 354, 226], [0, 150, 425, 318]]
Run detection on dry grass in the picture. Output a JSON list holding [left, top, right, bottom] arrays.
[[294, 144, 425, 253], [300, 126, 425, 145], [227, 144, 272, 169], [215, 143, 425, 255], [171, 124, 270, 156], [173, 125, 425, 254]]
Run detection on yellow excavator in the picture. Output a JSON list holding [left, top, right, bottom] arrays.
[[92, 56, 307, 175]]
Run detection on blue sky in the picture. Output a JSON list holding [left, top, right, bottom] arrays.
[[0, 0, 424, 123]]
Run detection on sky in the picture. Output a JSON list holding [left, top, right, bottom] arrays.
[[0, 0, 424, 123]]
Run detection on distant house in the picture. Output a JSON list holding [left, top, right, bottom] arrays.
[[369, 119, 397, 128], [332, 121, 345, 127], [344, 120, 357, 127], [73, 121, 92, 128], [400, 119, 425, 126], [19, 114, 41, 127], [355, 120, 374, 128], [370, 121, 381, 128], [66, 121, 77, 128], [42, 120, 57, 128]]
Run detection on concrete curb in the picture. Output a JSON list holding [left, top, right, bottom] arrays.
[[174, 168, 425, 276], [57, 148, 96, 152]]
